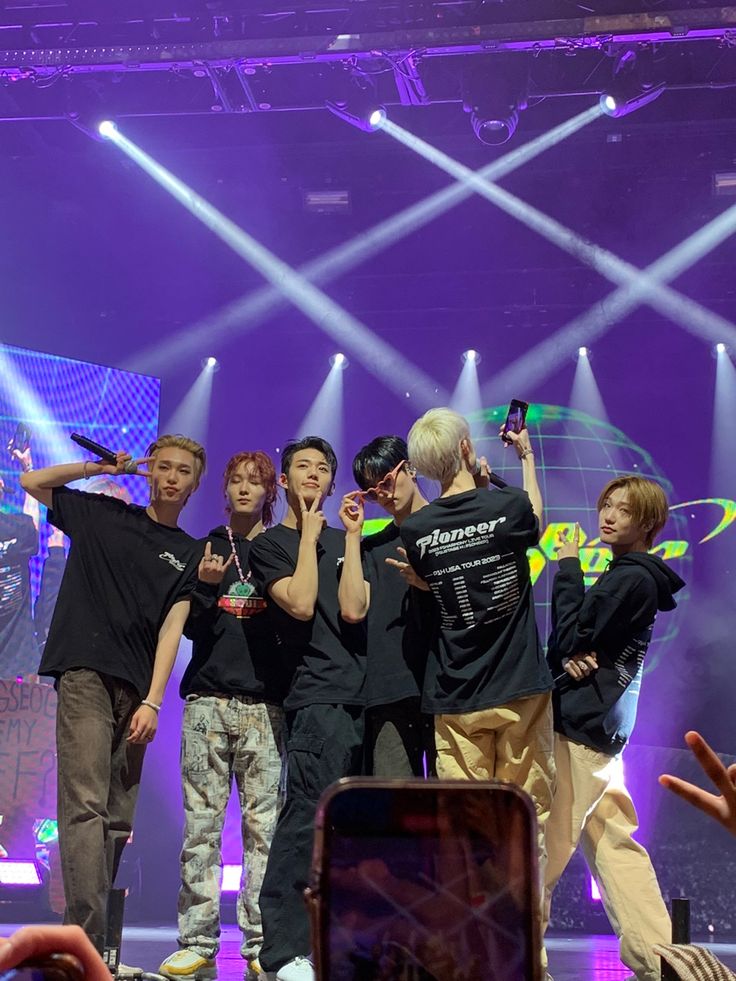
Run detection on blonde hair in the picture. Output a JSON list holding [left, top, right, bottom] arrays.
[[146, 434, 207, 487], [597, 475, 669, 548], [407, 408, 470, 485]]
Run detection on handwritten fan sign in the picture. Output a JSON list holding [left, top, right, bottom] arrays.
[[0, 679, 57, 815]]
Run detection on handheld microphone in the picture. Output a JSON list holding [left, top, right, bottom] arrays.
[[70, 433, 138, 475]]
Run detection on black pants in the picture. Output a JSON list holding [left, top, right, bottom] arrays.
[[366, 697, 436, 778], [258, 703, 364, 973]]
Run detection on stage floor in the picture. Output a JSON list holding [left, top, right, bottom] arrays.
[[4, 924, 736, 979]]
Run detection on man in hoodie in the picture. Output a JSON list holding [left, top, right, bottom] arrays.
[[159, 452, 286, 981], [543, 474, 685, 981]]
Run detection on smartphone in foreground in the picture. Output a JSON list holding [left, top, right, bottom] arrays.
[[501, 399, 529, 444], [309, 779, 541, 981]]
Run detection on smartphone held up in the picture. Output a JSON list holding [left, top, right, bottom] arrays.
[[309, 779, 541, 981], [501, 400, 529, 445]]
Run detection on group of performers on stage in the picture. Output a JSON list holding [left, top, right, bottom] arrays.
[[13, 409, 693, 981]]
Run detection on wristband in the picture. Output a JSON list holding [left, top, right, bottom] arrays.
[[520, 449, 534, 460], [83, 461, 91, 480], [140, 698, 161, 713]]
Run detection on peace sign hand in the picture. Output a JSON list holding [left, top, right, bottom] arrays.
[[297, 491, 326, 545], [556, 523, 581, 561], [198, 540, 235, 584]]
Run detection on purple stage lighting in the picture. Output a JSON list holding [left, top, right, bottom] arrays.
[[578, 346, 589, 357], [330, 352, 348, 369], [462, 349, 480, 364], [716, 342, 727, 354]]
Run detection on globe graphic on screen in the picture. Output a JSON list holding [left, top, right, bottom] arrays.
[[471, 404, 691, 675]]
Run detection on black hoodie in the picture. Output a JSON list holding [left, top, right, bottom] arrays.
[[548, 552, 685, 756], [180, 526, 290, 703]]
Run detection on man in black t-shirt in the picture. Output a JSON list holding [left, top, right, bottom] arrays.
[[159, 451, 286, 981], [0, 476, 38, 678], [248, 437, 365, 981], [338, 435, 435, 777], [21, 434, 205, 956], [400, 409, 554, 868]]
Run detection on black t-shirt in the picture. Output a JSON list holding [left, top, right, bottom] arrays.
[[249, 524, 366, 711], [180, 525, 290, 704], [0, 511, 38, 677], [362, 521, 435, 707], [401, 487, 552, 714], [40, 487, 199, 698]]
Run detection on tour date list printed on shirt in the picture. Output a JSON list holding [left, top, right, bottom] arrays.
[[401, 487, 552, 715], [430, 551, 521, 630]]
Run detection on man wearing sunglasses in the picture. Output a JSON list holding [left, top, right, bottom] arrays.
[[338, 436, 435, 778]]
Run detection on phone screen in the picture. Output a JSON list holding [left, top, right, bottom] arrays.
[[319, 784, 537, 981], [501, 400, 529, 444]]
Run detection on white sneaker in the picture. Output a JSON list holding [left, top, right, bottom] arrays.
[[115, 966, 144, 980], [159, 949, 217, 980], [275, 957, 314, 981]]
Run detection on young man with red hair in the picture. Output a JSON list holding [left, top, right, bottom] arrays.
[[160, 452, 287, 981]]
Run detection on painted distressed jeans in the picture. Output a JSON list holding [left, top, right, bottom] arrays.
[[177, 694, 285, 962]]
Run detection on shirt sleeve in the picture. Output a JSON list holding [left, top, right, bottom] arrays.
[[399, 522, 423, 580], [249, 536, 295, 593], [48, 486, 121, 538], [15, 514, 38, 559], [505, 487, 540, 548]]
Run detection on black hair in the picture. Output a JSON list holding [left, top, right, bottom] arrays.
[[352, 435, 408, 490], [281, 436, 338, 479]]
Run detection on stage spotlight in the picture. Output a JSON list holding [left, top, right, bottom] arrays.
[[471, 106, 519, 146], [578, 346, 589, 357], [462, 349, 480, 364], [330, 352, 348, 369], [599, 46, 665, 119], [98, 119, 117, 139], [326, 92, 386, 133], [599, 82, 664, 119], [716, 342, 727, 354], [463, 58, 527, 146], [204, 356, 218, 369]]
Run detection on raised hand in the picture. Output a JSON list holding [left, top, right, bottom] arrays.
[[198, 540, 234, 585], [500, 425, 533, 460], [562, 652, 598, 680], [298, 491, 326, 544], [556, 523, 581, 561], [659, 730, 736, 837], [9, 445, 33, 473], [339, 492, 364, 536], [385, 547, 430, 591]]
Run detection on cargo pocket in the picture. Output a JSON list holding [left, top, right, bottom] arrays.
[[286, 733, 327, 802]]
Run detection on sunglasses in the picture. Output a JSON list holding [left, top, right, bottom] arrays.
[[352, 459, 410, 503]]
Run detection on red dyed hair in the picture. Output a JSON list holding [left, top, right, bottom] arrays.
[[222, 451, 278, 527]]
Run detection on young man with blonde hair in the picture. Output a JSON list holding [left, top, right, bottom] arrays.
[[544, 474, 685, 981], [21, 433, 205, 955], [399, 408, 554, 857]]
